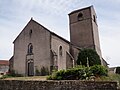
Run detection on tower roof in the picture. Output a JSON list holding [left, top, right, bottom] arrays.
[[69, 5, 93, 15]]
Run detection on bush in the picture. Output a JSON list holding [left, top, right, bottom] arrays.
[[90, 65, 108, 77], [47, 65, 93, 80], [0, 70, 23, 79], [0, 74, 13, 79], [35, 68, 40, 76], [47, 70, 65, 80], [40, 66, 49, 76], [47, 65, 108, 80], [8, 70, 23, 77]]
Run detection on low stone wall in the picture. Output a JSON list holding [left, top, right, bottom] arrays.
[[0, 80, 117, 90]]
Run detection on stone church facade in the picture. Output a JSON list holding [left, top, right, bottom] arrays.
[[10, 6, 106, 76]]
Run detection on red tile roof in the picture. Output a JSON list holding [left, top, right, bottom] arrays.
[[0, 60, 9, 65]]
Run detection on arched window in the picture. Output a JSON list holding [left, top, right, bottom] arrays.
[[59, 46, 63, 56], [78, 13, 83, 21], [28, 43, 33, 54]]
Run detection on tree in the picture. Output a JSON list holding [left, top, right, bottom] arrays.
[[77, 49, 101, 66]]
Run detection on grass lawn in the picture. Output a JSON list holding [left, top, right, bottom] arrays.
[[1, 73, 120, 83], [3, 76, 47, 80]]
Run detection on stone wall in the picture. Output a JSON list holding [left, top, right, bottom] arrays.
[[0, 80, 117, 90]]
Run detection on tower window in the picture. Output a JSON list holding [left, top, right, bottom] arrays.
[[78, 13, 83, 21], [28, 43, 33, 54], [93, 15, 96, 23], [59, 46, 63, 56]]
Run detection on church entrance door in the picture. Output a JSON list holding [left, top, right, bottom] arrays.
[[28, 61, 34, 76]]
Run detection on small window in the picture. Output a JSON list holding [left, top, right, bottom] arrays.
[[59, 46, 62, 56], [93, 15, 96, 23], [78, 13, 83, 21], [29, 29, 32, 38], [28, 43, 33, 54]]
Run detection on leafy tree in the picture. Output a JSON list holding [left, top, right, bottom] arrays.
[[77, 49, 101, 66]]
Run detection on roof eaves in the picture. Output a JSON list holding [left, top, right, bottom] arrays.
[[68, 5, 93, 15]]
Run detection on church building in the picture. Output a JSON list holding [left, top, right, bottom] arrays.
[[9, 6, 106, 76]]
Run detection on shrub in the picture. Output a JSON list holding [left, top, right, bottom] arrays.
[[8, 70, 23, 77], [0, 74, 13, 79], [0, 70, 23, 79], [84, 67, 93, 80], [47, 70, 65, 80], [47, 65, 108, 80], [35, 68, 40, 76], [47, 75, 52, 80], [47, 65, 93, 80], [90, 65, 108, 77], [40, 66, 49, 76]]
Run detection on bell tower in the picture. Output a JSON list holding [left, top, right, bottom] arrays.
[[69, 6, 102, 59]]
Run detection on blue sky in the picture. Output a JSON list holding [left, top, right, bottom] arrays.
[[0, 0, 120, 67]]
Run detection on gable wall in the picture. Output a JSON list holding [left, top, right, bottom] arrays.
[[13, 20, 51, 75]]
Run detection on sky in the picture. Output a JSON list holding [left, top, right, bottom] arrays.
[[0, 0, 120, 67]]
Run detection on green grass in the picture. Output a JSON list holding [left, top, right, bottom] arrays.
[[1, 73, 120, 83], [100, 73, 120, 82], [0, 75, 47, 80]]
